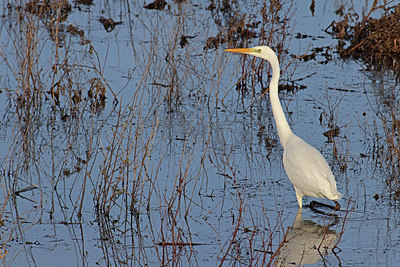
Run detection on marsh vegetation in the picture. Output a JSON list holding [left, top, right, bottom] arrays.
[[1, 0, 400, 266]]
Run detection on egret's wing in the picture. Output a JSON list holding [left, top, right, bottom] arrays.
[[283, 135, 341, 199]]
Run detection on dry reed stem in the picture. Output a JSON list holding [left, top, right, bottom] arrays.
[[0, 1, 117, 263], [1, 0, 302, 265]]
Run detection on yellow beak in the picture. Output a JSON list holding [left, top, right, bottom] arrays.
[[225, 48, 252, 53]]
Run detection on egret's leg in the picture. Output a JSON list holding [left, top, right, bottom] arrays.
[[295, 191, 303, 209], [309, 202, 340, 224], [309, 201, 325, 214]]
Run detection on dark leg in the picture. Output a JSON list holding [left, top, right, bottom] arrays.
[[309, 201, 326, 215], [309, 200, 340, 224], [333, 201, 341, 211], [309, 200, 340, 212]]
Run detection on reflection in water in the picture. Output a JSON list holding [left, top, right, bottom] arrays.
[[275, 210, 338, 266]]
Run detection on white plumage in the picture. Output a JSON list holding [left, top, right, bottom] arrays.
[[226, 46, 342, 209]]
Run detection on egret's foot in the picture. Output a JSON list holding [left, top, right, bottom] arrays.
[[310, 200, 339, 211], [309, 201, 326, 215], [309, 201, 340, 225], [333, 201, 341, 211]]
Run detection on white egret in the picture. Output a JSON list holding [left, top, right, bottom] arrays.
[[225, 46, 342, 210]]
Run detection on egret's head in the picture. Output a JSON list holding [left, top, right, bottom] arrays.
[[225, 45, 278, 64]]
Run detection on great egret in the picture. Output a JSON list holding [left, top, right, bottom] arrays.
[[225, 46, 342, 210]]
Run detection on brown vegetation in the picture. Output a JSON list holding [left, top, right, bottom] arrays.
[[327, 1, 400, 72], [0, 0, 350, 265]]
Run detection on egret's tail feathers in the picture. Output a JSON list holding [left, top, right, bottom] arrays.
[[334, 191, 343, 200]]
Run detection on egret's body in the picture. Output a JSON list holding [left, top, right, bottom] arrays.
[[226, 46, 342, 209]]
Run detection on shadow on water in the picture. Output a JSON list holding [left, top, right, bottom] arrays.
[[273, 210, 340, 266]]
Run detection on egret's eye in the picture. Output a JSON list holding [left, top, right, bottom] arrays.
[[250, 48, 262, 53]]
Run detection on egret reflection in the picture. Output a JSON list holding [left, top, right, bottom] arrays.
[[274, 210, 339, 266]]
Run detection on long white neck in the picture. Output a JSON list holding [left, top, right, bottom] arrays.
[[268, 56, 293, 147]]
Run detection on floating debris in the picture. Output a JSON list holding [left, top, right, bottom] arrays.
[[99, 17, 122, 32], [74, 0, 93, 5], [25, 0, 71, 16], [144, 0, 167, 10], [179, 35, 195, 48], [323, 126, 340, 142], [67, 24, 84, 37]]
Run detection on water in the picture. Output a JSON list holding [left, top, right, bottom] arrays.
[[1, 0, 399, 266]]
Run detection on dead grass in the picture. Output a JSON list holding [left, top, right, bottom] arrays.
[[327, 1, 400, 73], [0, 183, 11, 261], [370, 82, 400, 200], [0, 1, 114, 264], [0, 0, 350, 265], [89, 0, 300, 264], [222, 0, 296, 103]]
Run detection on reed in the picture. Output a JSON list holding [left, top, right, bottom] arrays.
[[371, 82, 400, 199], [0, 0, 345, 265]]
